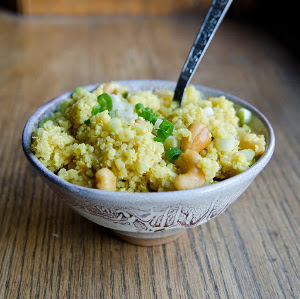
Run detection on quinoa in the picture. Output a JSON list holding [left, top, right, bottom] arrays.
[[31, 82, 266, 192]]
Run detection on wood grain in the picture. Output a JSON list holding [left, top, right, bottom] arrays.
[[17, 0, 212, 15], [0, 10, 299, 298], [15, 0, 259, 16]]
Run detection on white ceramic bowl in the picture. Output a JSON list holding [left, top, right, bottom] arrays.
[[22, 80, 275, 246]]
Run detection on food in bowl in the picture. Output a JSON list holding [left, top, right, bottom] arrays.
[[31, 82, 266, 192]]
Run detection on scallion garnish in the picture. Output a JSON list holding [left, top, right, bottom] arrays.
[[215, 134, 235, 152], [154, 118, 163, 129], [154, 137, 163, 143], [84, 119, 91, 126], [237, 108, 252, 125], [164, 136, 179, 151], [143, 107, 153, 122], [165, 147, 182, 163], [84, 93, 115, 125], [151, 112, 160, 125], [92, 106, 102, 116], [134, 103, 174, 142], [109, 110, 117, 118], [160, 119, 174, 134], [72, 86, 83, 97], [39, 116, 54, 127], [134, 103, 145, 116], [156, 129, 169, 141], [109, 117, 122, 132], [97, 93, 113, 112], [154, 119, 174, 142], [73, 86, 82, 93], [58, 99, 71, 112], [240, 149, 255, 162]]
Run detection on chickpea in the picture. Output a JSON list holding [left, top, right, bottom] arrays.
[[95, 168, 116, 191], [103, 82, 121, 94], [173, 149, 205, 190], [181, 122, 211, 153]]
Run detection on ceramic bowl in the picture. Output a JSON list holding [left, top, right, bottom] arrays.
[[22, 80, 275, 246]]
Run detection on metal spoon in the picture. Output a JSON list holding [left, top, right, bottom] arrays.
[[173, 0, 233, 104]]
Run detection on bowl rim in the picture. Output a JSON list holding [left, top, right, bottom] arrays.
[[22, 79, 275, 204]]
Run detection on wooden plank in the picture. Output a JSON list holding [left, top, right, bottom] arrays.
[[18, 0, 211, 15], [16, 0, 257, 15]]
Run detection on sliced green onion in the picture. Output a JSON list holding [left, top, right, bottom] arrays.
[[86, 94, 115, 125], [134, 103, 174, 142], [164, 136, 179, 151], [237, 108, 252, 125], [72, 86, 83, 96], [111, 95, 137, 122], [104, 93, 113, 111], [156, 129, 169, 142], [151, 112, 160, 125], [143, 107, 153, 122], [153, 119, 174, 143], [134, 103, 161, 125], [92, 106, 102, 116], [73, 86, 83, 93], [134, 103, 145, 116], [154, 137, 163, 143], [97, 93, 113, 111], [58, 99, 71, 111], [215, 134, 235, 152], [109, 118, 122, 132], [39, 116, 54, 127], [84, 119, 90, 126], [203, 107, 214, 116], [143, 111, 152, 122], [154, 118, 163, 129], [109, 110, 117, 118], [165, 147, 182, 163], [160, 119, 174, 134], [123, 91, 129, 98], [240, 149, 255, 162], [98, 98, 107, 112]]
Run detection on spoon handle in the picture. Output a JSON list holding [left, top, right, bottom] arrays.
[[173, 0, 233, 103]]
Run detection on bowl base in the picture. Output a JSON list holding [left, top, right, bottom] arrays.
[[112, 231, 185, 246]]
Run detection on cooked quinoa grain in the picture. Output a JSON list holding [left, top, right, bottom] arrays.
[[31, 82, 266, 192]]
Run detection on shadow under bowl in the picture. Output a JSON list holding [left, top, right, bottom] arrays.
[[22, 80, 275, 246]]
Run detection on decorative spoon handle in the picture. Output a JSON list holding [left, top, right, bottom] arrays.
[[173, 0, 233, 103]]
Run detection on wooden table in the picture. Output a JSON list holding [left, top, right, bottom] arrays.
[[0, 10, 299, 298]]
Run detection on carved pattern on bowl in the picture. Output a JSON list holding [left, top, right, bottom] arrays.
[[62, 186, 248, 233]]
